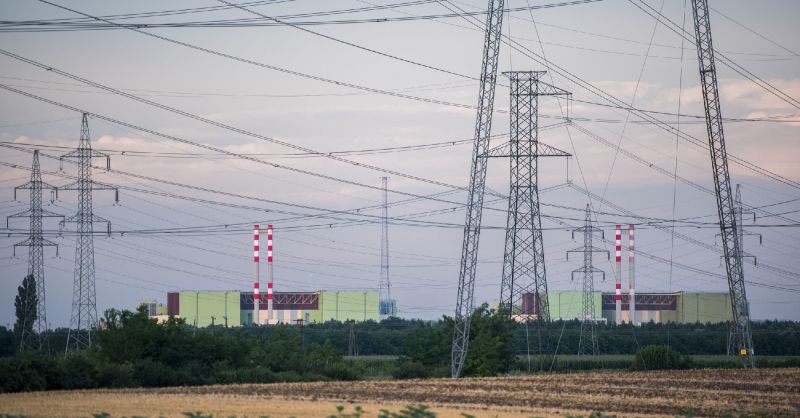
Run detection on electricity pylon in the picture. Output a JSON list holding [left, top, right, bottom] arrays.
[[727, 184, 759, 355], [348, 320, 358, 356], [488, 71, 570, 324], [566, 205, 608, 356], [451, 0, 505, 379], [60, 113, 118, 353], [691, 0, 755, 367], [7, 150, 62, 351], [379, 177, 395, 317]]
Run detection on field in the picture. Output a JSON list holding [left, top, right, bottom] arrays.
[[342, 354, 800, 378], [2, 368, 799, 417]]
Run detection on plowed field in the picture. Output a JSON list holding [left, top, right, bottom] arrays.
[[2, 368, 798, 417]]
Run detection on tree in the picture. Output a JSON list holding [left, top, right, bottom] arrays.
[[463, 304, 517, 376], [13, 274, 37, 352]]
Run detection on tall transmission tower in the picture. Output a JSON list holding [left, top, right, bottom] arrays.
[[567, 205, 607, 356], [733, 185, 759, 266], [727, 184, 759, 355], [7, 150, 62, 351], [451, 0, 505, 379], [691, 0, 755, 367], [379, 177, 395, 317], [488, 71, 570, 325], [60, 113, 118, 353], [348, 320, 358, 356]]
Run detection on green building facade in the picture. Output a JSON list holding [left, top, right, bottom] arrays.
[[547, 291, 602, 319], [316, 290, 380, 322], [532, 290, 731, 324], [168, 290, 379, 326], [178, 291, 241, 328], [679, 292, 732, 323]]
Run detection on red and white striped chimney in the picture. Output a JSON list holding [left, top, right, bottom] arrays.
[[629, 224, 636, 326], [267, 224, 274, 323], [253, 225, 260, 325], [615, 224, 622, 325]]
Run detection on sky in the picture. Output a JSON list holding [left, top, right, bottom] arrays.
[[0, 0, 798, 328]]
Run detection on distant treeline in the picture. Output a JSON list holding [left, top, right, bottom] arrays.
[[1, 306, 798, 393], [3, 314, 798, 359]]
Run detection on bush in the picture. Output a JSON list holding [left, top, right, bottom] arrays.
[[323, 362, 361, 381], [631, 345, 693, 371], [0, 353, 61, 392], [60, 352, 103, 389], [393, 360, 430, 379], [95, 361, 136, 388]]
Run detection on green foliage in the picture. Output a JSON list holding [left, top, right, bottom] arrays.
[[254, 326, 306, 372], [2, 304, 800, 393], [13, 274, 37, 352], [329, 405, 364, 418], [61, 351, 100, 389], [401, 320, 451, 367], [182, 413, 213, 418], [632, 345, 694, 370], [393, 359, 431, 379], [463, 304, 517, 376], [0, 352, 60, 392], [400, 304, 516, 377], [309, 339, 343, 369], [0, 326, 15, 357], [322, 362, 362, 381], [378, 405, 436, 418]]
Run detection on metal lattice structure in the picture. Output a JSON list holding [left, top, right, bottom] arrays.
[[348, 320, 358, 356], [691, 0, 754, 367], [728, 184, 759, 355], [489, 71, 570, 325], [8, 150, 62, 351], [567, 205, 607, 356], [60, 113, 117, 353], [734, 185, 759, 266], [379, 176, 395, 317], [451, 0, 505, 379]]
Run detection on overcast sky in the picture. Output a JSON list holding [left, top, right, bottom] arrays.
[[1, 0, 798, 328]]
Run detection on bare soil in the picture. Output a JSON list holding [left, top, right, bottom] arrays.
[[1, 368, 798, 417]]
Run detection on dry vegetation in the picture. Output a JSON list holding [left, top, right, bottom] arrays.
[[2, 368, 799, 418]]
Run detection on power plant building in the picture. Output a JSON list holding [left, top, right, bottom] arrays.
[[162, 290, 380, 327], [523, 291, 732, 324]]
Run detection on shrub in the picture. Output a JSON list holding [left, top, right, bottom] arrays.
[[393, 360, 430, 379], [0, 353, 61, 393], [60, 352, 100, 389], [323, 362, 361, 381], [632, 345, 693, 370], [95, 361, 136, 388]]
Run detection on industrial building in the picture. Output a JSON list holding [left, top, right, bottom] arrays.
[[524, 291, 732, 324], [157, 290, 380, 327]]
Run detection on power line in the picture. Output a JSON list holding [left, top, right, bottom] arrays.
[[2, 1, 604, 32], [443, 0, 800, 190], [628, 0, 800, 110]]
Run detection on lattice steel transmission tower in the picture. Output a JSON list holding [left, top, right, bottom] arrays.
[[566, 205, 608, 356], [451, 0, 505, 379], [379, 177, 395, 317], [727, 184, 759, 355], [60, 113, 118, 353], [7, 150, 62, 351], [348, 320, 358, 356], [691, 0, 755, 367], [488, 71, 570, 324]]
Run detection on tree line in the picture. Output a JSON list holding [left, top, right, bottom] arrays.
[[2, 274, 799, 393]]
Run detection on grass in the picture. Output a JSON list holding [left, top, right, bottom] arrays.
[[339, 354, 800, 378], [515, 354, 800, 371]]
